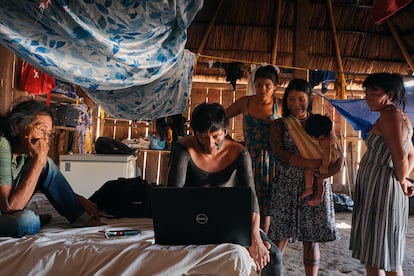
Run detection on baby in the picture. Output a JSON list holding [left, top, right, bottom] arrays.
[[301, 114, 341, 206]]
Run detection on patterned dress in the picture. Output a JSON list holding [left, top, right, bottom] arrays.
[[267, 118, 339, 242], [243, 98, 279, 217], [349, 121, 411, 271]]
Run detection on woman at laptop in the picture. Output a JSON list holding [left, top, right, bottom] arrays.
[[167, 102, 281, 274]]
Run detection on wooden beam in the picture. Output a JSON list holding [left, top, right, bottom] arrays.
[[386, 19, 414, 73], [0, 44, 16, 115], [327, 0, 346, 98], [197, 0, 223, 54], [271, 0, 282, 65], [293, 0, 310, 80]]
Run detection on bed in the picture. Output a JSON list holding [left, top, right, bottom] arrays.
[[0, 193, 257, 276]]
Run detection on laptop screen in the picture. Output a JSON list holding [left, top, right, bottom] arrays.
[[151, 187, 252, 246]]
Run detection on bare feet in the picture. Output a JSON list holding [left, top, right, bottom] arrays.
[[301, 189, 313, 199], [307, 186, 324, 206], [307, 196, 323, 206]]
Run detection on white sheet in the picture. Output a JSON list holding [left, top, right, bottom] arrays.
[[0, 193, 257, 276]]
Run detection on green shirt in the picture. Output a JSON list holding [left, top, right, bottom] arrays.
[[0, 136, 27, 187]]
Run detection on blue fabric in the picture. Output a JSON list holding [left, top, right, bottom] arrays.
[[328, 98, 379, 140], [35, 158, 85, 223], [18, 158, 85, 223], [322, 85, 414, 141], [309, 70, 336, 94], [0, 157, 86, 237], [313, 91, 379, 140], [0, 0, 203, 119], [0, 210, 40, 238]]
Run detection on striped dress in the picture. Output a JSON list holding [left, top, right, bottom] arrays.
[[349, 125, 410, 271]]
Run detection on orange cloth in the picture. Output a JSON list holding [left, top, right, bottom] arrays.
[[285, 117, 323, 159]]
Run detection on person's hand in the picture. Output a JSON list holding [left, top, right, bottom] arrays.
[[248, 235, 271, 271], [402, 179, 414, 197], [319, 166, 329, 175], [24, 128, 50, 166], [77, 195, 101, 222]]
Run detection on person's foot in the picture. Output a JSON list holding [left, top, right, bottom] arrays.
[[307, 185, 324, 206], [307, 196, 323, 206], [39, 214, 52, 227], [301, 189, 313, 199]]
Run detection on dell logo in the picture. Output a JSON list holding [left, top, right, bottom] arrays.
[[195, 213, 208, 224]]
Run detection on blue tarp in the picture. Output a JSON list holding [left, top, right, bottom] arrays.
[[319, 85, 414, 141]]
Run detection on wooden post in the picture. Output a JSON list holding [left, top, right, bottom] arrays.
[[271, 0, 282, 65], [0, 45, 16, 115], [327, 0, 346, 99], [293, 0, 310, 79]]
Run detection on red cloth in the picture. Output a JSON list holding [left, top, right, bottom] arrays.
[[19, 62, 56, 104], [371, 0, 412, 24]]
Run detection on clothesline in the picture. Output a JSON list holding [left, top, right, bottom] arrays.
[[193, 52, 378, 95], [194, 53, 310, 81]]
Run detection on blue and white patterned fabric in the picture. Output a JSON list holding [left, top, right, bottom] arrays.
[[0, 0, 203, 120]]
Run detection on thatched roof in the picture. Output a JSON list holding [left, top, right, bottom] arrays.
[[186, 0, 414, 89]]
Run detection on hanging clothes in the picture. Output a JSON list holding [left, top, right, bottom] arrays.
[[309, 70, 336, 94], [221, 62, 244, 91], [19, 62, 56, 104]]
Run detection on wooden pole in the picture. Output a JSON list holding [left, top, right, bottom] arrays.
[[386, 19, 414, 73], [0, 45, 16, 115], [197, 0, 223, 54], [327, 0, 346, 98], [271, 0, 282, 65]]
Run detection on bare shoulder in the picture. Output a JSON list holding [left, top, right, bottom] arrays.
[[176, 136, 194, 148], [380, 108, 404, 127], [225, 139, 247, 156]]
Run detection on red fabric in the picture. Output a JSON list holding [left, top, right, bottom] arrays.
[[19, 62, 56, 104], [371, 0, 412, 24]]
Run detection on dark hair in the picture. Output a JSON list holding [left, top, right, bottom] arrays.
[[363, 73, 406, 110], [190, 102, 228, 134], [282, 78, 313, 117], [1, 100, 54, 143], [305, 114, 332, 137], [254, 65, 279, 84]]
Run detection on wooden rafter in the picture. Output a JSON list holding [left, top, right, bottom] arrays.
[[197, 0, 223, 54], [271, 0, 282, 65], [386, 19, 414, 73], [327, 0, 346, 98]]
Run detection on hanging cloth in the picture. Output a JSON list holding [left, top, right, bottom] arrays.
[[221, 62, 243, 91], [19, 62, 56, 105], [285, 116, 323, 159], [309, 70, 336, 94]]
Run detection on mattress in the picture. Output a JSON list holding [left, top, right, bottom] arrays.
[[0, 193, 257, 276]]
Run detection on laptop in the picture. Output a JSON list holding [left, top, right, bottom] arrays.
[[151, 187, 252, 246]]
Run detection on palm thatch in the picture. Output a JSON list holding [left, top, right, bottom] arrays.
[[186, 0, 414, 89]]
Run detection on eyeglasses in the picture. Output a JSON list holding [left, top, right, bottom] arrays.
[[34, 126, 55, 140]]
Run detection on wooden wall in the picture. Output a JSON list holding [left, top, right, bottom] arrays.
[[0, 44, 363, 194]]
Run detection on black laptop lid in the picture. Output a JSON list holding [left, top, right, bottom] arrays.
[[151, 187, 252, 246]]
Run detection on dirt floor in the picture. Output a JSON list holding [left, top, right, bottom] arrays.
[[281, 212, 414, 275]]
